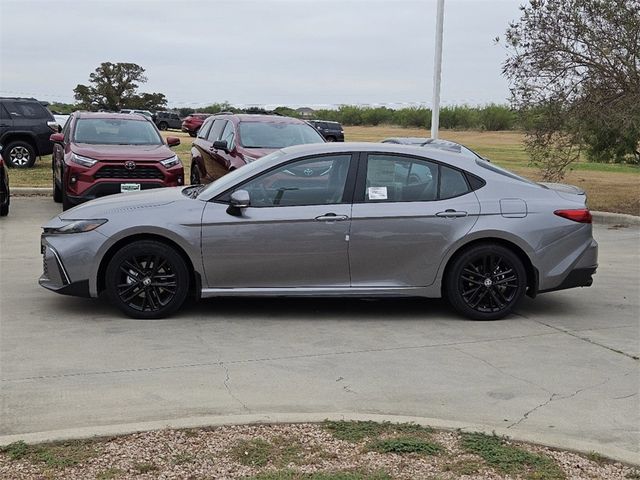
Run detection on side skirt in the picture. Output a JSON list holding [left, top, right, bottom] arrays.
[[200, 286, 431, 298]]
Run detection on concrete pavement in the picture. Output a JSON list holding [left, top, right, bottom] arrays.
[[0, 197, 638, 464]]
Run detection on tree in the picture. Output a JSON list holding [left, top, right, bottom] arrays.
[[74, 62, 167, 111], [502, 0, 640, 180]]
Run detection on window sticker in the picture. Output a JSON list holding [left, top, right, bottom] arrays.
[[367, 186, 388, 200]]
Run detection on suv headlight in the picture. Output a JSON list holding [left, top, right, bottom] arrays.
[[44, 219, 108, 234], [160, 154, 180, 168], [71, 153, 98, 167]]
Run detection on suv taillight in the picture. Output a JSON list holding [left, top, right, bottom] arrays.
[[554, 209, 592, 223]]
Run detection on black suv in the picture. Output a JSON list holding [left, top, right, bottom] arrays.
[[0, 97, 58, 168], [155, 111, 182, 130], [306, 120, 344, 142]]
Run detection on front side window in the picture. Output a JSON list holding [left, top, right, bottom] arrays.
[[73, 118, 163, 145], [364, 154, 439, 202], [220, 121, 235, 149], [206, 119, 226, 142], [198, 118, 213, 139], [238, 121, 324, 149], [237, 154, 351, 207]]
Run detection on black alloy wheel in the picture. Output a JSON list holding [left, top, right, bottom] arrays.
[[445, 244, 526, 320], [190, 164, 201, 185], [5, 141, 36, 168], [105, 240, 189, 319], [158, 121, 168, 130]]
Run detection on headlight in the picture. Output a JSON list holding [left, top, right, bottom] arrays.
[[44, 219, 108, 234], [71, 153, 98, 167], [160, 155, 180, 168]]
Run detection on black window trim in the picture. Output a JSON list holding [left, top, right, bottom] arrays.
[[354, 151, 481, 204], [213, 152, 358, 208]]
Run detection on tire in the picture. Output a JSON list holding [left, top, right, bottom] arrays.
[[190, 164, 201, 185], [0, 198, 8, 217], [61, 186, 73, 211], [325, 136, 336, 142], [53, 170, 62, 203], [189, 131, 197, 138], [158, 121, 168, 131], [5, 141, 36, 168], [444, 243, 527, 321], [105, 240, 190, 319]]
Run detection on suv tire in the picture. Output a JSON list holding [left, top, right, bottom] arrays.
[[158, 121, 168, 130], [5, 140, 36, 168], [53, 170, 62, 203]]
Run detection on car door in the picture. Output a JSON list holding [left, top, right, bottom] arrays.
[[0, 104, 13, 143], [200, 153, 355, 289], [193, 119, 225, 182], [349, 153, 481, 288], [209, 120, 242, 174]]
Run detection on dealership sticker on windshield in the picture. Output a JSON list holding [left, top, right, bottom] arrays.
[[120, 183, 141, 193], [367, 186, 388, 200]]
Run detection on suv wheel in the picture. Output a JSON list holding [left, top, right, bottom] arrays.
[[325, 136, 336, 142], [158, 121, 168, 130], [6, 141, 36, 168], [445, 244, 526, 321], [105, 240, 190, 319], [53, 169, 62, 203], [190, 164, 201, 185]]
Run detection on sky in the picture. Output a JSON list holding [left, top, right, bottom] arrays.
[[0, 0, 523, 109]]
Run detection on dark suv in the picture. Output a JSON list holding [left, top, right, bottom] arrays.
[[51, 112, 184, 210], [189, 113, 325, 184], [306, 120, 344, 142], [155, 111, 182, 130], [0, 97, 58, 168]]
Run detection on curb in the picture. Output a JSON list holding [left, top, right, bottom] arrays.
[[0, 413, 637, 466], [11, 189, 640, 226]]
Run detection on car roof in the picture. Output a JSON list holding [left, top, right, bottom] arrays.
[[220, 113, 305, 124], [74, 112, 150, 121]]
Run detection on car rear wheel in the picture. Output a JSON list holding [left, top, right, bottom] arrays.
[[105, 240, 190, 319], [325, 136, 336, 142], [158, 121, 168, 130], [53, 170, 62, 203], [190, 164, 201, 185], [5, 141, 36, 168], [445, 244, 526, 320], [189, 131, 197, 137]]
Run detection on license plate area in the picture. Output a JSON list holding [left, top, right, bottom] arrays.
[[120, 183, 141, 193]]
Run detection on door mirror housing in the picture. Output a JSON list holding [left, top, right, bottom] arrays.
[[212, 140, 228, 152], [166, 136, 180, 147], [230, 189, 250, 208], [50, 133, 64, 143]]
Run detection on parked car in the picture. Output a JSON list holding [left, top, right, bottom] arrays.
[[0, 97, 58, 168], [0, 149, 9, 216], [53, 114, 70, 130], [155, 111, 182, 130], [50, 112, 184, 210], [190, 113, 324, 185], [40, 142, 597, 320], [120, 109, 155, 121], [306, 120, 345, 142], [181, 113, 211, 137], [382, 137, 487, 160]]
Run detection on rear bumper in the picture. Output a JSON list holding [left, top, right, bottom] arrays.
[[539, 266, 597, 293]]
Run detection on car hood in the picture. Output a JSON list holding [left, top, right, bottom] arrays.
[[51, 187, 190, 224], [71, 144, 175, 161]]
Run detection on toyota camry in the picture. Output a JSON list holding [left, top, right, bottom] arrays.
[[40, 143, 597, 320]]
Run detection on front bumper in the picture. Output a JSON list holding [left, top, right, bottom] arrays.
[[65, 181, 166, 207]]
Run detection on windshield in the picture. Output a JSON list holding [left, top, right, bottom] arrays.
[[199, 150, 286, 198], [239, 122, 324, 149], [73, 118, 163, 145]]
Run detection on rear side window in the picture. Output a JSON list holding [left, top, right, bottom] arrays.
[[4, 101, 51, 119], [0, 104, 10, 120], [440, 165, 470, 199], [364, 154, 439, 202]]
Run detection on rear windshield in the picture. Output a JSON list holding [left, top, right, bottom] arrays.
[[74, 118, 163, 145], [239, 122, 324, 148], [475, 159, 538, 186]]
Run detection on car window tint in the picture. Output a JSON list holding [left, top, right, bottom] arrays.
[[364, 154, 438, 202], [220, 121, 235, 149], [239, 154, 351, 207], [197, 118, 213, 139], [5, 101, 50, 119], [0, 104, 10, 119], [206, 119, 226, 142], [439, 165, 470, 199]]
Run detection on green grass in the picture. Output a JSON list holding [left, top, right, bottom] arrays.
[[246, 470, 392, 480], [460, 433, 565, 480], [323, 420, 433, 442], [0, 439, 100, 469], [96, 467, 124, 479], [230, 436, 308, 468], [366, 436, 443, 455]]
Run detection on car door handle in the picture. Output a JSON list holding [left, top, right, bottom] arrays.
[[315, 213, 349, 221], [436, 209, 468, 218]]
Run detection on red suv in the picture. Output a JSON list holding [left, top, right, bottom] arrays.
[[189, 113, 325, 184], [50, 112, 184, 210], [181, 113, 211, 137]]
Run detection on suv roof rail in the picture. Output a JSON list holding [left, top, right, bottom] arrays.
[[213, 111, 235, 116]]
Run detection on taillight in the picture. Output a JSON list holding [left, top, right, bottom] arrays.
[[554, 209, 592, 223]]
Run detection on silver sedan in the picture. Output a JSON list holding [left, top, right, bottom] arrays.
[[40, 143, 598, 320]]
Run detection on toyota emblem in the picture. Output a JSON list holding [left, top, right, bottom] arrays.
[[303, 168, 314, 176], [124, 161, 136, 171]]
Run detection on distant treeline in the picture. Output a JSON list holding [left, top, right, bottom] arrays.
[[49, 101, 518, 131]]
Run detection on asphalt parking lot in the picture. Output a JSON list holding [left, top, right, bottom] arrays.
[[0, 197, 638, 463]]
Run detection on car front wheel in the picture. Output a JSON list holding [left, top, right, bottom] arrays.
[[445, 244, 527, 320], [105, 240, 190, 319], [5, 141, 36, 168]]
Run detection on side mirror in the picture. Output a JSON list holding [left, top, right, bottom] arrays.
[[166, 136, 180, 147], [230, 189, 250, 208], [50, 133, 64, 143], [212, 140, 228, 152]]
